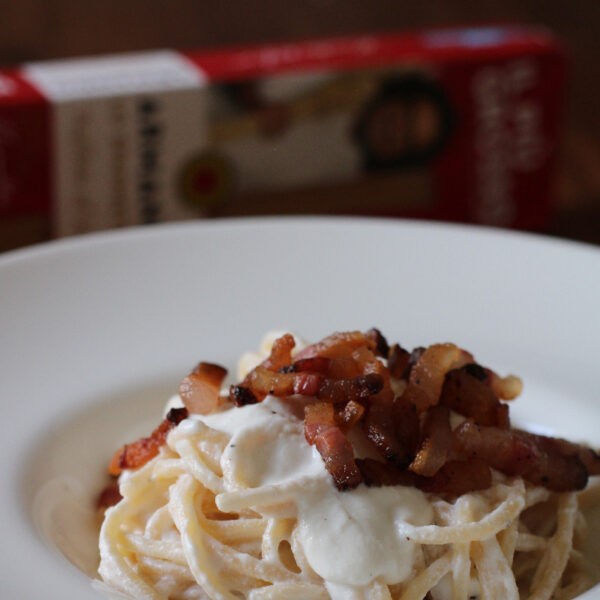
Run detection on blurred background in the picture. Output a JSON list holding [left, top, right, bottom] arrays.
[[1, 1, 599, 249]]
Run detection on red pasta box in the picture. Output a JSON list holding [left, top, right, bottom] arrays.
[[0, 25, 565, 247]]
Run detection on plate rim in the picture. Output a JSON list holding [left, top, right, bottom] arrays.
[[2, 215, 600, 267], [1, 215, 599, 599]]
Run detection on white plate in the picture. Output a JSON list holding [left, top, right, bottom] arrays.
[[1, 217, 599, 599]]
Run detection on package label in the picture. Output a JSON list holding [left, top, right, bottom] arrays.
[[24, 52, 208, 235]]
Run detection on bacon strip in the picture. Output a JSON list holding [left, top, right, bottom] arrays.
[[325, 357, 363, 379], [316, 373, 384, 403], [261, 333, 295, 372], [484, 368, 523, 400], [293, 372, 324, 396], [393, 397, 421, 459], [525, 433, 600, 477], [305, 403, 362, 490], [97, 480, 122, 509], [363, 395, 418, 467], [351, 345, 382, 374], [286, 356, 362, 379], [402, 343, 468, 413], [295, 331, 375, 360], [418, 458, 492, 496], [243, 365, 383, 403], [365, 328, 390, 358], [580, 447, 600, 475], [409, 405, 452, 477], [440, 365, 509, 428], [291, 356, 331, 374], [337, 399, 365, 431], [108, 407, 188, 476], [179, 362, 228, 415], [246, 366, 295, 396], [315, 427, 363, 490], [230, 385, 259, 406], [358, 457, 491, 497], [304, 402, 336, 444], [388, 344, 411, 379], [453, 421, 588, 492]]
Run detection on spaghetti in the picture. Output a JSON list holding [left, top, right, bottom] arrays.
[[98, 331, 597, 600]]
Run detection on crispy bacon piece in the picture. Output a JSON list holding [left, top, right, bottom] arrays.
[[410, 346, 426, 367], [410, 405, 452, 477], [293, 372, 323, 396], [363, 397, 405, 465], [295, 331, 375, 360], [418, 458, 492, 496], [304, 402, 336, 444], [393, 397, 421, 459], [244, 365, 383, 403], [179, 362, 228, 414], [287, 356, 362, 379], [402, 343, 470, 413], [337, 399, 365, 430], [525, 433, 600, 477], [454, 421, 588, 492], [305, 403, 362, 490], [357, 457, 491, 496], [365, 328, 390, 358], [295, 342, 384, 390], [230, 385, 259, 406], [363, 395, 419, 467], [108, 407, 188, 476], [261, 333, 295, 372], [324, 357, 363, 379], [457, 362, 522, 401], [315, 426, 363, 490], [291, 356, 331, 374], [316, 373, 384, 402], [388, 344, 411, 379], [483, 368, 523, 400], [97, 480, 122, 508], [246, 366, 296, 396], [352, 345, 383, 374], [580, 447, 600, 475], [440, 365, 509, 428]]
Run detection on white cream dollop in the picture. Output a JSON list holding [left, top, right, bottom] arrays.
[[179, 395, 433, 589]]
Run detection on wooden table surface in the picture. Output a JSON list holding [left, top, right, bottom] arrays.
[[1, 0, 599, 246]]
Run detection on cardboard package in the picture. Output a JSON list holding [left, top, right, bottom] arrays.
[[0, 25, 565, 248]]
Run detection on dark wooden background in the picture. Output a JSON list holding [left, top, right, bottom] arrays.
[[2, 0, 600, 244]]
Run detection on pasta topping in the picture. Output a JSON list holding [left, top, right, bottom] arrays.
[[219, 329, 596, 495]]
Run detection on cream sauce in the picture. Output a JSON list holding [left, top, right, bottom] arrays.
[[179, 395, 434, 588]]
